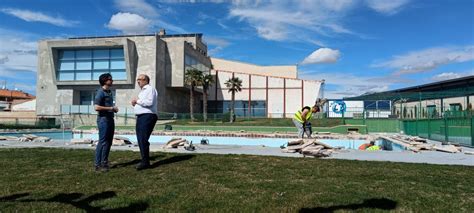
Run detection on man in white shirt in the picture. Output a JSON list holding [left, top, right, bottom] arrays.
[[131, 74, 158, 170]]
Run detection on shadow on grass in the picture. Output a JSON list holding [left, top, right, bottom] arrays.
[[111, 154, 164, 168], [0, 191, 148, 212], [150, 154, 195, 169], [299, 198, 397, 213]]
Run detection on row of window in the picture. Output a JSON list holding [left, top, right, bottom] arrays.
[[57, 48, 127, 81], [208, 101, 267, 117]]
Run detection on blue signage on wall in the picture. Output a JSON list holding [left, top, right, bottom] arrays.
[[330, 100, 346, 114]]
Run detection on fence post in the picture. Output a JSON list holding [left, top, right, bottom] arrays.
[[471, 114, 474, 146], [444, 115, 448, 143], [124, 107, 128, 125], [342, 111, 345, 125], [427, 113, 431, 139]]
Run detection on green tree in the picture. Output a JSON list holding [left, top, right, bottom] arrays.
[[225, 77, 242, 123], [202, 74, 215, 122], [184, 69, 203, 121]]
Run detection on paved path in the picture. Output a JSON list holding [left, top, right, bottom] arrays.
[[1, 139, 472, 166]]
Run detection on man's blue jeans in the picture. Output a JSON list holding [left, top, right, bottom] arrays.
[[136, 113, 158, 165], [95, 116, 114, 167]]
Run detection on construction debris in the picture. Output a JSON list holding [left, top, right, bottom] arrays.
[[13, 134, 52, 142], [281, 138, 337, 157], [381, 135, 467, 154], [112, 136, 132, 146], [70, 138, 93, 144], [0, 136, 19, 141], [165, 137, 195, 151]]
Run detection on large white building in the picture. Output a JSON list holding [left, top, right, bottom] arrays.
[[36, 30, 324, 119], [209, 58, 323, 118]]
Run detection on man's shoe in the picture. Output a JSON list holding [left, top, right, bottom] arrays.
[[101, 164, 110, 172], [94, 165, 101, 172], [135, 163, 150, 171]]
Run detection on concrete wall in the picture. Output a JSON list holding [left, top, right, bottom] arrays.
[[37, 36, 142, 116], [209, 70, 323, 118], [211, 58, 297, 78], [12, 99, 36, 111]]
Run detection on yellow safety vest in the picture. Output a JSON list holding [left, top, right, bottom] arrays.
[[367, 145, 381, 151], [294, 107, 313, 123]]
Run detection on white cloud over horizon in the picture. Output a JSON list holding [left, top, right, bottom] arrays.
[[372, 45, 474, 75], [112, 0, 187, 34], [107, 12, 151, 34], [299, 71, 397, 98], [301, 48, 341, 65], [204, 36, 231, 56], [0, 8, 78, 27], [431, 71, 474, 82], [0, 34, 37, 72]]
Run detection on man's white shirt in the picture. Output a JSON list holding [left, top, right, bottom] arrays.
[[134, 84, 158, 115]]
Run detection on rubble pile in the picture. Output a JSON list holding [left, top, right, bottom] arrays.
[[383, 135, 463, 153], [164, 137, 195, 151], [281, 139, 338, 157], [0, 134, 51, 142]]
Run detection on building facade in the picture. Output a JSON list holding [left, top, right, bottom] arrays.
[[36, 31, 323, 118], [209, 58, 324, 118], [37, 30, 211, 116], [345, 76, 474, 119]]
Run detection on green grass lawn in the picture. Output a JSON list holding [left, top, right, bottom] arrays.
[[1, 148, 473, 212]]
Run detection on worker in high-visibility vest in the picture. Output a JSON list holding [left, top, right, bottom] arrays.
[[366, 145, 382, 151], [358, 141, 375, 150], [293, 105, 320, 138]]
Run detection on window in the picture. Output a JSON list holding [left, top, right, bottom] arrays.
[[364, 100, 390, 110], [427, 105, 437, 118], [449, 103, 462, 111], [57, 48, 127, 81], [185, 54, 210, 74]]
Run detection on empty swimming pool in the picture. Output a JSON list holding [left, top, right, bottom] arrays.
[[73, 133, 405, 151]]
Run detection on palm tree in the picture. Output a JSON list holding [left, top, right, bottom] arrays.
[[202, 74, 215, 122], [225, 77, 242, 123], [184, 68, 203, 121]]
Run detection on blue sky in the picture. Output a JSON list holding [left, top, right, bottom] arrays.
[[0, 0, 473, 98]]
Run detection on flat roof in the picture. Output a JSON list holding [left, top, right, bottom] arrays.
[[345, 75, 474, 101], [69, 33, 203, 40]]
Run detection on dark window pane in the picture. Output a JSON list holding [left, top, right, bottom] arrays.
[[93, 49, 109, 59], [76, 50, 92, 59], [59, 50, 75, 60], [110, 49, 124, 58], [377, 101, 391, 110], [364, 101, 377, 110]]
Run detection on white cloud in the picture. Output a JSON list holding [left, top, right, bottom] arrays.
[[300, 71, 397, 98], [0, 31, 37, 73], [114, 0, 158, 17], [204, 36, 231, 55], [301, 48, 341, 65], [372, 46, 474, 75], [111, 0, 187, 34], [365, 0, 410, 15], [229, 1, 355, 41], [0, 8, 78, 27], [107, 12, 151, 34], [228, 0, 413, 42], [431, 71, 474, 82]]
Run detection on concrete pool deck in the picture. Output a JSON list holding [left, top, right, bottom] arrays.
[[0, 139, 473, 166]]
